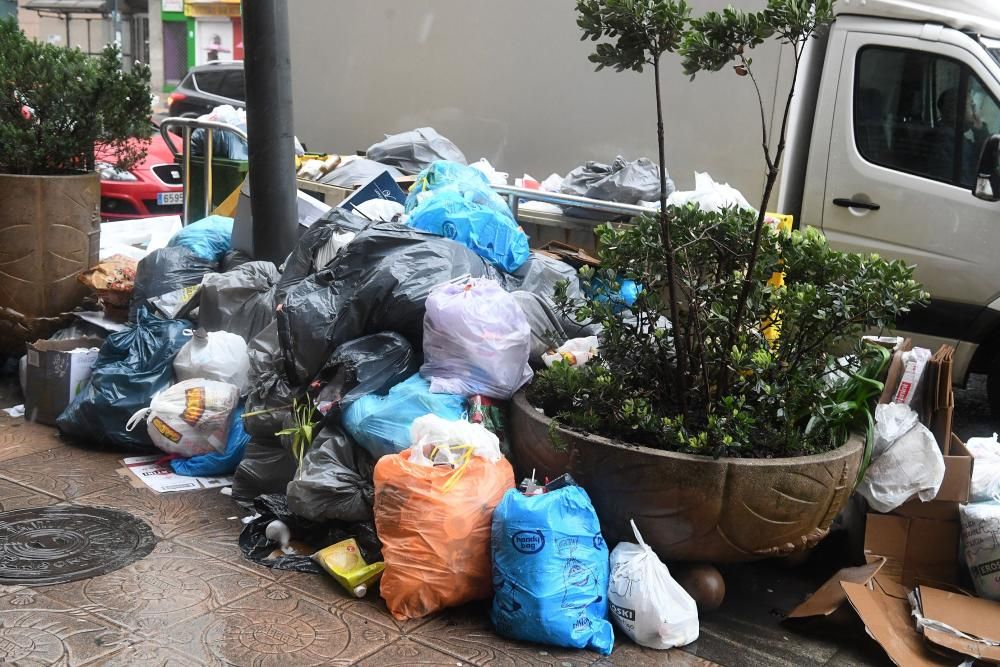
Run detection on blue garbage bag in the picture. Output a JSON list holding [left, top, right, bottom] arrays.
[[342, 374, 465, 460], [57, 308, 191, 452], [491, 485, 614, 655], [167, 215, 234, 262], [404, 161, 530, 273], [171, 403, 249, 477]]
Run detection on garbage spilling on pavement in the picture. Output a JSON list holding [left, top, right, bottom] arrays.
[[9, 121, 1000, 662]]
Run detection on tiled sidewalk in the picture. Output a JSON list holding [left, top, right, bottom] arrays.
[[0, 406, 889, 666]]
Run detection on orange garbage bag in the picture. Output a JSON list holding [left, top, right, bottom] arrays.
[[374, 448, 514, 621]]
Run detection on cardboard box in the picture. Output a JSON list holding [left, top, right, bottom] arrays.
[[892, 435, 974, 521], [24, 338, 103, 426], [863, 513, 960, 588], [916, 585, 1000, 663]]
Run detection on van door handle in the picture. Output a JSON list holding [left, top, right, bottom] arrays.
[[833, 198, 880, 211]]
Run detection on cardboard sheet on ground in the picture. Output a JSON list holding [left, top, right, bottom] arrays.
[[122, 455, 232, 493], [917, 585, 1000, 663]]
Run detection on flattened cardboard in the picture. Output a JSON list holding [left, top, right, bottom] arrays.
[[842, 578, 953, 667], [786, 558, 886, 619], [918, 585, 1000, 663], [879, 339, 913, 405], [864, 513, 959, 587]]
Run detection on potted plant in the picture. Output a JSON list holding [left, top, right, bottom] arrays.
[[0, 18, 151, 351], [511, 0, 927, 574]]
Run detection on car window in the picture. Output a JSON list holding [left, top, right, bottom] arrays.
[[218, 71, 245, 101], [854, 46, 999, 188], [194, 70, 226, 95]]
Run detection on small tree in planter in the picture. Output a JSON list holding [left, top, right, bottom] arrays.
[[0, 19, 152, 352], [531, 0, 927, 460]]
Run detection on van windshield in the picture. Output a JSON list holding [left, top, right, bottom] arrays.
[[983, 38, 1000, 67]]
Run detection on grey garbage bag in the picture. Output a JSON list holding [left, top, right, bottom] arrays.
[[560, 156, 673, 219], [277, 209, 369, 301], [129, 245, 218, 322], [276, 221, 500, 386], [286, 426, 376, 523], [320, 158, 404, 187], [231, 440, 298, 502], [244, 322, 293, 441], [366, 127, 467, 174], [199, 261, 279, 342], [314, 333, 419, 413], [221, 249, 253, 272]]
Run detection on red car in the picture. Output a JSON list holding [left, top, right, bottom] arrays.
[[96, 131, 184, 221]]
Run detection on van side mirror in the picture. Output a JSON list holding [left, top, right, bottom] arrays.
[[973, 135, 1000, 202]]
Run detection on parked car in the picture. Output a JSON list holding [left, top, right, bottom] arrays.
[[167, 62, 245, 118], [96, 131, 184, 221]]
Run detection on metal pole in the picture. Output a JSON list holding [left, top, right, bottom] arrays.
[[241, 0, 298, 263]]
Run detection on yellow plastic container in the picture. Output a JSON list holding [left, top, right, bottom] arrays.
[[312, 538, 385, 598]]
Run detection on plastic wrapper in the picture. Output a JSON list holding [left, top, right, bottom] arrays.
[[960, 501, 1000, 601], [171, 403, 250, 477], [343, 374, 465, 461], [319, 158, 404, 188], [126, 378, 239, 456], [239, 493, 382, 573], [314, 333, 418, 414], [231, 441, 299, 502], [609, 520, 699, 649], [78, 254, 137, 318], [129, 245, 218, 322], [286, 425, 376, 523], [57, 308, 191, 452], [374, 441, 514, 620], [166, 215, 234, 262], [276, 221, 500, 386], [560, 156, 671, 219], [198, 261, 278, 343], [490, 483, 614, 655], [965, 434, 1000, 503], [542, 336, 599, 369], [468, 395, 510, 457], [421, 279, 533, 399], [173, 329, 250, 391], [366, 127, 467, 175]]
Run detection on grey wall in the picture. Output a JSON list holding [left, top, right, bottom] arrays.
[[288, 0, 791, 203]]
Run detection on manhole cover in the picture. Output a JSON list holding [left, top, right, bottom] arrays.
[[0, 506, 155, 585]]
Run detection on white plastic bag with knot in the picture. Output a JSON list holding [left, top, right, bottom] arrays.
[[420, 278, 533, 400], [173, 328, 250, 391], [608, 520, 699, 649], [408, 413, 502, 467], [127, 378, 239, 457]]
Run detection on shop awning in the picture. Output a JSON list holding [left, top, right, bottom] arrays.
[[22, 0, 107, 13]]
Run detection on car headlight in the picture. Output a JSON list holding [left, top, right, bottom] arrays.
[[96, 161, 138, 182]]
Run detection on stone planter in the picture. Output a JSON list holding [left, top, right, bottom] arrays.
[[509, 390, 863, 563], [0, 172, 100, 353]]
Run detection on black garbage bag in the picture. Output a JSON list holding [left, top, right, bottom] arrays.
[[243, 322, 293, 441], [276, 221, 500, 386], [199, 261, 278, 342], [231, 440, 298, 502], [239, 493, 382, 573], [56, 307, 191, 451], [314, 332, 419, 412], [277, 209, 369, 301], [286, 426, 376, 523], [319, 158, 404, 188], [560, 156, 674, 220], [129, 245, 218, 322], [365, 127, 467, 174], [221, 249, 253, 272]]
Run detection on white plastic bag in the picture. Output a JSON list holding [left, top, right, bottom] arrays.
[[871, 402, 920, 459], [608, 520, 699, 649], [666, 172, 754, 213], [409, 413, 502, 466], [960, 501, 1000, 601], [965, 434, 1000, 503], [173, 329, 250, 391], [542, 336, 599, 368], [857, 404, 945, 512], [421, 278, 533, 399], [126, 378, 239, 456]]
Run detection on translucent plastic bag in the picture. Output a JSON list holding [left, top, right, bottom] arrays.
[[965, 434, 1000, 503], [374, 443, 514, 620], [409, 414, 501, 466], [608, 520, 699, 649], [173, 329, 250, 391], [421, 279, 533, 400], [126, 378, 239, 456]]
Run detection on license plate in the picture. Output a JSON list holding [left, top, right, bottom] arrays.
[[157, 191, 184, 206]]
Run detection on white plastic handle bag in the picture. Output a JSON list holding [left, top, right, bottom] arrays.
[[408, 413, 502, 467], [173, 328, 250, 391], [126, 378, 239, 457], [608, 520, 699, 649]]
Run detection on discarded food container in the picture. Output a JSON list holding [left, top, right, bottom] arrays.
[[312, 538, 386, 598]]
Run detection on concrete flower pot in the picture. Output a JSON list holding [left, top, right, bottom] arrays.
[[510, 390, 863, 563], [0, 172, 100, 353]]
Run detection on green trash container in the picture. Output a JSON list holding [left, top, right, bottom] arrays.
[[186, 155, 249, 221]]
